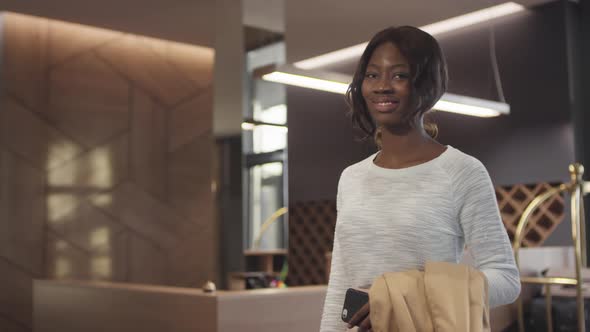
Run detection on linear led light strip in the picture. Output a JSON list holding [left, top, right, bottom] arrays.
[[293, 2, 525, 70], [262, 71, 349, 94], [261, 66, 510, 117], [434, 93, 509, 117]]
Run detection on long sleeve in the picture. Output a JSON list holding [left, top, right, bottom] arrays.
[[319, 174, 351, 332], [455, 159, 521, 307], [319, 235, 350, 331]]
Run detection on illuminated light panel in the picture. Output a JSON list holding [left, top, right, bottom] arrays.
[[294, 2, 525, 69], [261, 65, 509, 117], [433, 92, 510, 117], [262, 71, 349, 94]]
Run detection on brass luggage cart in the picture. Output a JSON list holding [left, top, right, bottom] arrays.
[[512, 164, 589, 332]]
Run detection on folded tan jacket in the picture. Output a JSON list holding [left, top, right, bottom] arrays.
[[369, 261, 490, 332]]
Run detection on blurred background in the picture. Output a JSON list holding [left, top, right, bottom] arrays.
[[0, 0, 589, 331]]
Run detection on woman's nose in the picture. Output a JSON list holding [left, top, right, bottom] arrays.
[[374, 78, 393, 93]]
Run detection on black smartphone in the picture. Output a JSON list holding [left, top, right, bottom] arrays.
[[341, 288, 369, 323]]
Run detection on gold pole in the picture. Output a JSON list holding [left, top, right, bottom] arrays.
[[253, 207, 288, 249], [569, 164, 585, 332], [513, 185, 566, 332], [545, 284, 553, 332]]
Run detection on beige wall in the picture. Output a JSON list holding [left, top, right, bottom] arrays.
[[0, 12, 216, 331]]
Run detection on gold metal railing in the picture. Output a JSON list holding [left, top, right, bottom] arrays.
[[252, 207, 288, 249], [513, 163, 588, 332]]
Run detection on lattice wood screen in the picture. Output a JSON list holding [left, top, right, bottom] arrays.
[[287, 200, 336, 286], [496, 182, 565, 247], [288, 182, 565, 286]]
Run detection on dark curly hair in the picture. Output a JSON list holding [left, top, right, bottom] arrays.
[[346, 26, 448, 143]]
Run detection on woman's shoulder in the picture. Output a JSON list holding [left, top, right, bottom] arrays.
[[439, 146, 489, 180], [339, 152, 377, 180]]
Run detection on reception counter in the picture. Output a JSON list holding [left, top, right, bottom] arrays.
[[33, 247, 572, 332], [34, 280, 326, 332]]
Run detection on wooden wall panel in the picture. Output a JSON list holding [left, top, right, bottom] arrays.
[[95, 35, 201, 107], [47, 19, 122, 66], [48, 53, 130, 148], [0, 316, 30, 332], [0, 12, 215, 331], [2, 13, 49, 113], [169, 89, 212, 152], [45, 233, 92, 280], [0, 98, 81, 170], [0, 150, 45, 275], [130, 88, 167, 201], [0, 260, 33, 330], [128, 233, 169, 285]]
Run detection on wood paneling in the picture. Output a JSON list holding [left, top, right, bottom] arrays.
[[130, 88, 167, 200], [169, 88, 212, 152], [89, 182, 186, 250], [148, 41, 214, 89], [45, 232, 91, 280], [0, 98, 82, 171], [0, 316, 30, 332], [128, 233, 168, 285], [0, 260, 32, 329], [47, 133, 129, 193], [47, 19, 122, 66], [2, 13, 49, 113], [0, 150, 46, 275], [0, 12, 215, 331], [96, 35, 201, 107], [168, 136, 213, 223], [48, 200, 125, 253], [48, 53, 130, 148]]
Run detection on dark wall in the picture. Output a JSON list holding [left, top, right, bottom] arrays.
[[435, 1, 574, 186], [287, 2, 575, 244], [287, 86, 375, 203], [215, 136, 244, 289]]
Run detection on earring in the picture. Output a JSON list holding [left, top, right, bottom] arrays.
[[374, 126, 383, 149]]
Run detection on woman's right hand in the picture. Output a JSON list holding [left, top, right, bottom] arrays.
[[347, 301, 371, 332]]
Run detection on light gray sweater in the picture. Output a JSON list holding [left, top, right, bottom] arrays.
[[319, 146, 521, 332]]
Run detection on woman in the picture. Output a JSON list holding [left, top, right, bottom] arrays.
[[319, 26, 521, 332]]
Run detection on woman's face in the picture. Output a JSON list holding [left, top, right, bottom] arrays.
[[361, 42, 412, 129]]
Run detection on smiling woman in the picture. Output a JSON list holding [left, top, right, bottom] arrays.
[[347, 26, 447, 144], [319, 26, 520, 332]]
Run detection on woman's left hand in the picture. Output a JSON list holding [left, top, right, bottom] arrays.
[[348, 301, 371, 332]]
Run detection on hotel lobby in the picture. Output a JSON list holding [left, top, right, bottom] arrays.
[[1, 0, 590, 331]]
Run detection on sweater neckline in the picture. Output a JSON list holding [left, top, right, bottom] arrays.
[[368, 145, 453, 176]]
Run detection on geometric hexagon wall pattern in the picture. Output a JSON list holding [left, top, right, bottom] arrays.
[[0, 12, 214, 331]]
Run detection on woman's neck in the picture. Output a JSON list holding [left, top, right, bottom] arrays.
[[376, 123, 442, 167]]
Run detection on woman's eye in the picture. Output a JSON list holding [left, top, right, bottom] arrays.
[[365, 73, 377, 79], [393, 73, 409, 80]]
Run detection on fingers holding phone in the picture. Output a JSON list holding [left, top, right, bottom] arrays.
[[348, 301, 371, 331], [341, 288, 371, 331]]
